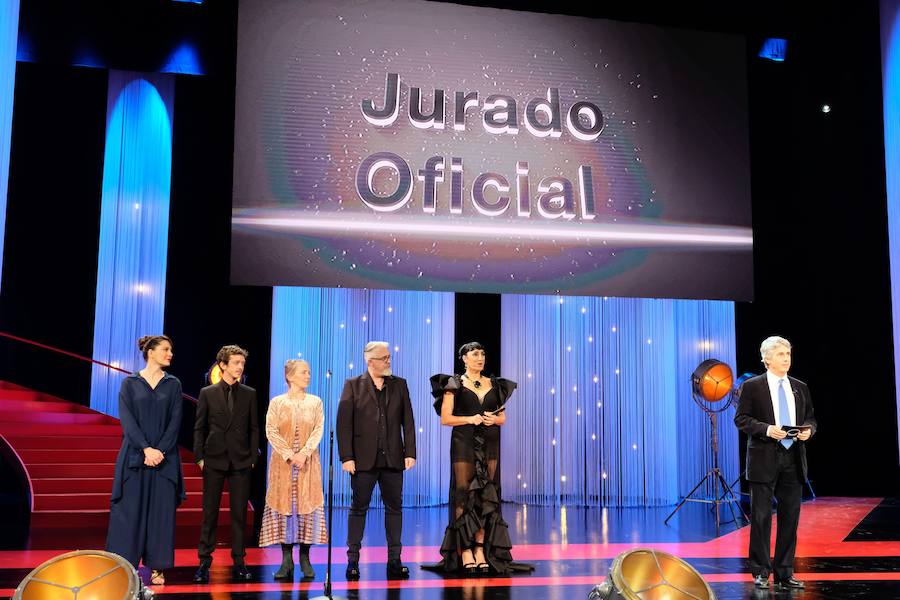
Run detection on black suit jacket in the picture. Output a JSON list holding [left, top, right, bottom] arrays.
[[734, 374, 817, 483], [193, 381, 259, 471], [336, 372, 416, 471]]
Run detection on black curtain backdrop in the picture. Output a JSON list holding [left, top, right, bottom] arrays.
[[0, 0, 896, 500]]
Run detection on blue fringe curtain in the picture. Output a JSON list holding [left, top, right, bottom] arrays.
[[0, 0, 19, 293], [90, 71, 174, 417], [501, 295, 738, 506], [269, 287, 455, 506], [881, 0, 900, 462]]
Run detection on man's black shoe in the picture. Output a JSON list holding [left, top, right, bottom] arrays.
[[192, 564, 210, 584], [776, 577, 805, 589], [753, 574, 770, 589], [232, 564, 253, 581], [386, 559, 410, 580], [346, 561, 361, 581]]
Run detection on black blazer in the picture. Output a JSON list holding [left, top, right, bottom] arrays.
[[193, 381, 259, 471], [734, 374, 817, 483], [336, 372, 416, 471]]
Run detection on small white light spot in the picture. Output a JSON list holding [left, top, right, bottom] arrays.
[[550, 387, 556, 395], [611, 326, 617, 332], [591, 433, 597, 440], [581, 307, 587, 314], [348, 362, 354, 370], [552, 439, 557, 445], [387, 306, 393, 313], [523, 483, 528, 488], [646, 338, 652, 344], [566, 345, 572, 352], [394, 345, 400, 352], [297, 352, 303, 358], [339, 323, 345, 329], [822, 104, 831, 113], [615, 368, 620, 375], [576, 409, 582, 416], [418, 427, 423, 433], [554, 417, 559, 423], [593, 375, 599, 383], [425, 317, 431, 324], [602, 471, 607, 479], [597, 402, 603, 407], [558, 297, 565, 304], [632, 443, 638, 450], [588, 336, 594, 343], [560, 475, 567, 482], [133, 203, 141, 210], [527, 372, 533, 378], [517, 473, 522, 480], [362, 315, 368, 322]]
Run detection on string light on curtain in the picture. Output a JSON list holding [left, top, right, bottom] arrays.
[[501, 294, 738, 507], [269, 287, 454, 507], [90, 72, 174, 417]]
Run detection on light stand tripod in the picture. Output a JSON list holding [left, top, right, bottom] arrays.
[[312, 370, 346, 600], [665, 410, 747, 534], [664, 360, 748, 535]]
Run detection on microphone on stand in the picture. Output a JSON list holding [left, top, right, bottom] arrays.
[[312, 369, 346, 600]]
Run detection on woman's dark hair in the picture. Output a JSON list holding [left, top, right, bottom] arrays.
[[137, 335, 173, 360], [457, 341, 485, 359]]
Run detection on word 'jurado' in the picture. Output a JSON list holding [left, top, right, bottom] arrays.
[[355, 152, 598, 220], [361, 73, 604, 141]]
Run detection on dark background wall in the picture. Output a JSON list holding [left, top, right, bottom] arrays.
[[0, 0, 896, 498]]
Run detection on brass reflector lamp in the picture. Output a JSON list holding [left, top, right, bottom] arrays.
[[13, 550, 151, 600], [589, 548, 715, 600]]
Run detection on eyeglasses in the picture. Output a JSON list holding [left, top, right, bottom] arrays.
[[370, 355, 391, 362]]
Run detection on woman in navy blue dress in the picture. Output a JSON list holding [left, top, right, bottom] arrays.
[[106, 335, 185, 586], [425, 342, 533, 576]]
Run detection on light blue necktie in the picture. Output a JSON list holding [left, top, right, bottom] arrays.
[[778, 379, 793, 449]]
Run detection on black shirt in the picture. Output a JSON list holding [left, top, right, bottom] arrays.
[[372, 379, 392, 468]]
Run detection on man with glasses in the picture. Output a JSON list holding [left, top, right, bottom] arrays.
[[337, 341, 417, 580]]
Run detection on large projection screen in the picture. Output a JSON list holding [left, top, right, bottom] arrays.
[[232, 0, 753, 300]]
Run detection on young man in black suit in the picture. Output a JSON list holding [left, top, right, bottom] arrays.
[[735, 336, 817, 590], [192, 345, 259, 582], [337, 340, 417, 581]]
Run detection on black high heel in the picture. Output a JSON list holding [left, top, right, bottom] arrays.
[[462, 548, 477, 576], [474, 542, 490, 575]]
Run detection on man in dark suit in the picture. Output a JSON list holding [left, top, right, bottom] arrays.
[[192, 345, 259, 582], [337, 340, 417, 581], [735, 336, 817, 590]]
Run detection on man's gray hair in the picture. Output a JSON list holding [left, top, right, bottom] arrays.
[[364, 341, 390, 359], [760, 335, 791, 366]]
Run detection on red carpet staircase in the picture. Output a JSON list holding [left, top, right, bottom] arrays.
[[0, 382, 248, 535]]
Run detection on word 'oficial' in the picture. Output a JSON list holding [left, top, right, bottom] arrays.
[[356, 152, 598, 220], [362, 73, 604, 141]]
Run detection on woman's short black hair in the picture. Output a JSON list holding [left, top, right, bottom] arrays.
[[457, 341, 485, 359]]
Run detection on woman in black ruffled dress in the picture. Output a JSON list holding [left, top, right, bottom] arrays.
[[424, 342, 533, 576]]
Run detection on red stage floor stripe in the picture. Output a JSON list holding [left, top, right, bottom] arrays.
[[5, 572, 899, 596], [2, 497, 896, 571]]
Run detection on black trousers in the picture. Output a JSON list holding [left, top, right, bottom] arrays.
[[748, 444, 803, 581], [198, 464, 251, 563], [347, 467, 404, 562]]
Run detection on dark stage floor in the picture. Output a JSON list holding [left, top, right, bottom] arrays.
[[1, 497, 898, 599]]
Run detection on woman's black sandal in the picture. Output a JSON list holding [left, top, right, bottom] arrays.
[[462, 548, 477, 576], [474, 542, 490, 575]]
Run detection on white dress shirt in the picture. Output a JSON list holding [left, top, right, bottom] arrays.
[[766, 370, 796, 427]]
